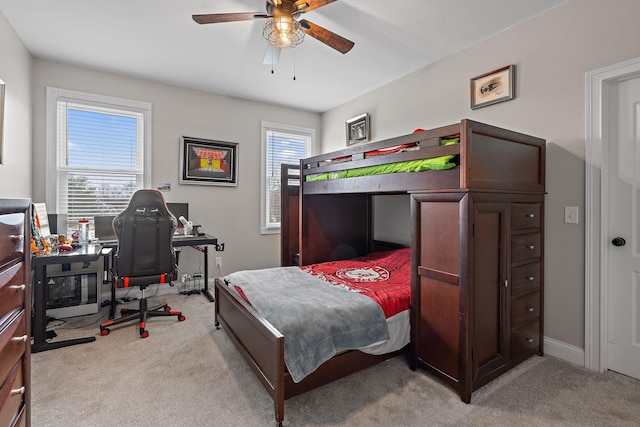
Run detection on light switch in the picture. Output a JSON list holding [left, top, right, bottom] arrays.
[[564, 206, 579, 224]]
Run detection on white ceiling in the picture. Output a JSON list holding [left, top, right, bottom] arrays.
[[0, 0, 565, 113]]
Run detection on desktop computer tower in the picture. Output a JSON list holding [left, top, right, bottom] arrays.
[[45, 269, 99, 319]]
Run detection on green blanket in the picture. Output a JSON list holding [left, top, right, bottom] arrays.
[[306, 138, 458, 183]]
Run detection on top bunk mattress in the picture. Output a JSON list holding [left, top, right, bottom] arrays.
[[305, 136, 459, 182]]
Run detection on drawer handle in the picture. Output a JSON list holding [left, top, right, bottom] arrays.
[[10, 386, 25, 396], [526, 338, 534, 343], [527, 276, 535, 281], [527, 213, 535, 218], [9, 284, 26, 291], [528, 245, 535, 250], [9, 234, 24, 242], [527, 307, 534, 312], [12, 335, 28, 343]]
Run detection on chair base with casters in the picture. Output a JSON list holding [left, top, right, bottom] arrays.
[[99, 285, 185, 338]]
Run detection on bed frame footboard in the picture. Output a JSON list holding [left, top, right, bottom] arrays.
[[215, 277, 285, 425], [215, 277, 405, 426]]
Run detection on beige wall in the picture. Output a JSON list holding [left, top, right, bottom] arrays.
[[31, 59, 321, 276], [321, 0, 640, 350], [0, 12, 32, 198]]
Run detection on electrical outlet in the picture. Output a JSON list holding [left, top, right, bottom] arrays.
[[564, 206, 579, 224], [215, 257, 223, 267]]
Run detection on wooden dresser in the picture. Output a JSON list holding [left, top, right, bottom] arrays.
[[0, 199, 31, 427], [412, 192, 545, 402]]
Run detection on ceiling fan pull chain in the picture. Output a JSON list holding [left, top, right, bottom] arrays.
[[293, 50, 297, 81]]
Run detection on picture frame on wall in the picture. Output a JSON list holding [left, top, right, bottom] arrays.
[[345, 113, 370, 145], [179, 136, 238, 186], [470, 65, 515, 109]]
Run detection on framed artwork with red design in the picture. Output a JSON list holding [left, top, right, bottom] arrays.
[[179, 136, 238, 186]]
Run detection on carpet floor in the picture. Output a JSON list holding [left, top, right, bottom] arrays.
[[31, 291, 640, 426]]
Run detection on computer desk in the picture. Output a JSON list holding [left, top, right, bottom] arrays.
[[31, 244, 110, 353], [100, 233, 218, 320]]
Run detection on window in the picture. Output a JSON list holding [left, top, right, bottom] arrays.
[[46, 87, 151, 232], [261, 121, 315, 234]]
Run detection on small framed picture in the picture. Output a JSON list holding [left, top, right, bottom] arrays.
[[470, 65, 515, 109], [345, 113, 370, 146], [179, 136, 238, 186]]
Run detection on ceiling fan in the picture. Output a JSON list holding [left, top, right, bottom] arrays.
[[193, 0, 354, 64]]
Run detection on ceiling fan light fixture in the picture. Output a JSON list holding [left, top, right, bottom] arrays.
[[264, 17, 305, 48]]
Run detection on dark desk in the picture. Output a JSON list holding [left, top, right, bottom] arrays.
[[31, 244, 108, 353], [101, 233, 218, 319]]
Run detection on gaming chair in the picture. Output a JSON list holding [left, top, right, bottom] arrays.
[[99, 189, 185, 338]]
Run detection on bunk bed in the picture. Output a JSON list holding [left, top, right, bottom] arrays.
[[214, 119, 546, 426]]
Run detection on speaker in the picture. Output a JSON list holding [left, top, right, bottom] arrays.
[[48, 214, 68, 236]]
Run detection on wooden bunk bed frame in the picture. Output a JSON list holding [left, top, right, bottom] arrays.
[[215, 119, 545, 426]]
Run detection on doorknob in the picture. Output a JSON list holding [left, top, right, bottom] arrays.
[[612, 237, 626, 247]]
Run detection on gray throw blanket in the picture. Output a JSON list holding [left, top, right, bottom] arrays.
[[224, 267, 390, 383]]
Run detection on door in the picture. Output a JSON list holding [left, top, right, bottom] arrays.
[[472, 202, 509, 381], [607, 74, 640, 380]]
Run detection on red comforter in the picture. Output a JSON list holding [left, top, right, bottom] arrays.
[[299, 248, 411, 318]]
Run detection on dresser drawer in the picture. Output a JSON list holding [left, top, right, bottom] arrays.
[[10, 405, 25, 427], [511, 262, 541, 297], [0, 263, 26, 327], [511, 292, 540, 328], [0, 311, 27, 388], [511, 233, 541, 263], [0, 363, 25, 427], [511, 203, 541, 230], [0, 213, 26, 267], [511, 321, 540, 358]]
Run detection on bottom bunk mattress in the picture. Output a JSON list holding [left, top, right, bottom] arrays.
[[222, 247, 411, 383]]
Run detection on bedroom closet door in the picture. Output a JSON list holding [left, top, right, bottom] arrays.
[[606, 74, 640, 380]]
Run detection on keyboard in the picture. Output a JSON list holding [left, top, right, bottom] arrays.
[[173, 234, 195, 240]]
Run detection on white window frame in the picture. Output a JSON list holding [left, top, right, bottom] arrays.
[[260, 121, 315, 234], [45, 87, 152, 219]]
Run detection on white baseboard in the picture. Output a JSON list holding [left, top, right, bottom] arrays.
[[544, 336, 585, 367]]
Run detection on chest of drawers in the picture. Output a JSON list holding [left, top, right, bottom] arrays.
[[0, 199, 31, 427]]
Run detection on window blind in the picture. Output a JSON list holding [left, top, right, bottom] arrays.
[[56, 101, 144, 225], [262, 124, 313, 233]]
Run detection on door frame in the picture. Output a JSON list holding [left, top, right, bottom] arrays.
[[585, 56, 640, 372]]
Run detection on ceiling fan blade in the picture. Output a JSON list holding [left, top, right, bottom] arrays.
[[296, 0, 337, 13], [299, 19, 354, 54], [263, 44, 282, 65], [192, 13, 269, 24]]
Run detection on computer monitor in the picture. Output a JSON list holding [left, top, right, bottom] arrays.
[[166, 203, 189, 225], [94, 215, 117, 242]]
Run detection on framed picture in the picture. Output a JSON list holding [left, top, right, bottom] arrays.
[[470, 65, 515, 110], [0, 80, 5, 165], [179, 136, 238, 186], [345, 113, 370, 145]]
